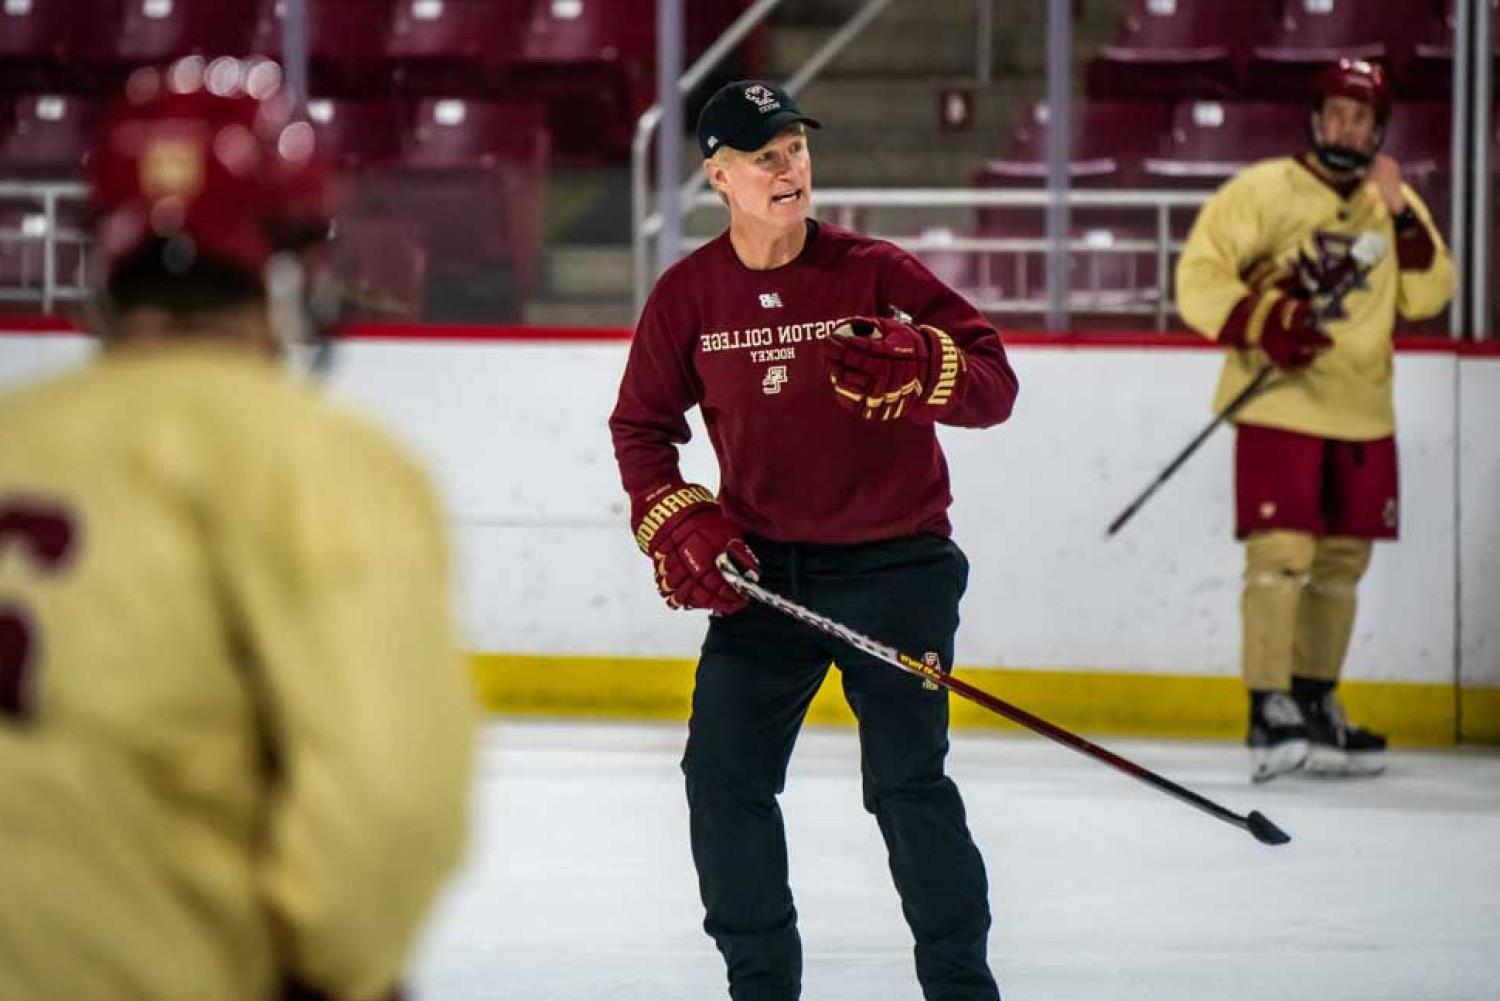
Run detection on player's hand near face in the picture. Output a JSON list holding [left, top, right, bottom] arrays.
[[1366, 154, 1407, 215]]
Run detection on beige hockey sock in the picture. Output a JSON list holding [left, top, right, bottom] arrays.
[[1241, 530, 1317, 692], [1293, 536, 1373, 684]]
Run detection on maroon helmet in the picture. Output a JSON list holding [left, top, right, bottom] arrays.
[[1308, 58, 1391, 174], [1312, 58, 1392, 124], [90, 56, 333, 286]]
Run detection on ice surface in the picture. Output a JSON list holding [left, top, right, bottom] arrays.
[[413, 720, 1500, 1000]]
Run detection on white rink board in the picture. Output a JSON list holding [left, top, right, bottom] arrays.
[[2, 332, 1495, 687], [1460, 357, 1500, 688]]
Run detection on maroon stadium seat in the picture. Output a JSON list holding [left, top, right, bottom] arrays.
[[978, 100, 1172, 188], [0, 0, 115, 91], [306, 97, 405, 170], [1086, 0, 1277, 100], [1407, 0, 1500, 100], [514, 0, 657, 158], [402, 97, 548, 170], [1383, 102, 1450, 190], [1142, 100, 1307, 186], [251, 0, 395, 95], [386, 0, 530, 94], [0, 95, 101, 176], [111, 0, 257, 68], [1245, 0, 1390, 100], [364, 98, 549, 319], [519, 0, 653, 67]]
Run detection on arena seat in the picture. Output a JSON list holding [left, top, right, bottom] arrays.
[[111, 0, 257, 68], [1407, 0, 1500, 100], [1086, 0, 1276, 100], [0, 0, 113, 91], [1142, 100, 1306, 186], [306, 97, 406, 170], [386, 0, 531, 94], [978, 100, 1172, 189], [1245, 0, 1392, 100], [1383, 101, 1450, 192], [0, 94, 100, 176], [357, 98, 550, 320], [251, 0, 395, 95]]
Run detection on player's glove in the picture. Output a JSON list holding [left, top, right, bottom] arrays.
[[1223, 293, 1331, 371], [822, 316, 966, 422], [631, 482, 759, 615]]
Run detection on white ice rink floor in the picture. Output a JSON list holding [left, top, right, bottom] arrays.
[[412, 719, 1500, 1001]]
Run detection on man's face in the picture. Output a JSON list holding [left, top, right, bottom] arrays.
[[706, 126, 813, 230], [1313, 96, 1379, 155]]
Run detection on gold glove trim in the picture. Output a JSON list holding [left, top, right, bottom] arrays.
[[922, 325, 963, 407], [634, 483, 716, 553], [1243, 293, 1283, 348]]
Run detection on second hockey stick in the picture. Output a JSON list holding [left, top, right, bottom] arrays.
[[716, 556, 1291, 847]]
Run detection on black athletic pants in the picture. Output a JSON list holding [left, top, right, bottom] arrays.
[[682, 533, 1000, 1001]]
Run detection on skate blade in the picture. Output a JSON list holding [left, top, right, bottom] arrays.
[[1251, 739, 1309, 783], [1302, 745, 1386, 777]]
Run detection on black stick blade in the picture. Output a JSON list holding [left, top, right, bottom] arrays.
[[1245, 810, 1291, 846]]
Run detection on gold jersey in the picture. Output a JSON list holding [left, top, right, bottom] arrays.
[[1177, 156, 1455, 440], [0, 347, 475, 1001]]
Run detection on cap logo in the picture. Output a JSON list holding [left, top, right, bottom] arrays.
[[706, 136, 719, 149], [743, 84, 780, 114], [139, 137, 204, 199]]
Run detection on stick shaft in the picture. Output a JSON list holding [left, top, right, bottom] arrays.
[[719, 562, 1258, 836], [1105, 364, 1273, 536]]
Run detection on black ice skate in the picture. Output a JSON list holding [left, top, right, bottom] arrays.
[[1247, 691, 1309, 783], [1298, 689, 1387, 777]]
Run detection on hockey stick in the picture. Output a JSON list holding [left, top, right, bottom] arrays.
[[1105, 231, 1390, 537], [716, 556, 1292, 847], [1105, 363, 1275, 537]]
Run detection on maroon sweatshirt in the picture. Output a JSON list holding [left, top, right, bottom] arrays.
[[610, 222, 1020, 545]]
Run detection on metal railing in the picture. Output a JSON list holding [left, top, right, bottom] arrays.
[[667, 187, 1215, 330], [0, 181, 91, 314], [633, 0, 901, 310]]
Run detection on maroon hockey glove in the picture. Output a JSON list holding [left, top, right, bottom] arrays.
[[822, 316, 966, 422], [1222, 293, 1331, 371], [631, 482, 759, 614]]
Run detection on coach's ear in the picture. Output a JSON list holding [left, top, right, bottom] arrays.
[[704, 154, 731, 201]]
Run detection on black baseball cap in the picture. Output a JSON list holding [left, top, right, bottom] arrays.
[[696, 80, 822, 159]]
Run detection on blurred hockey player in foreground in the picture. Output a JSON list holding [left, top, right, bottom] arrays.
[[0, 57, 475, 999], [1176, 59, 1454, 782]]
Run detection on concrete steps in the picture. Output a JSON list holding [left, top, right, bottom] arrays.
[[523, 0, 1120, 320]]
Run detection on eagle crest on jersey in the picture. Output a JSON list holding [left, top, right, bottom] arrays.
[[1287, 231, 1375, 321], [1238, 230, 1378, 324]]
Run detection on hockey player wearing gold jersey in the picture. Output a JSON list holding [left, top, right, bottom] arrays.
[[1176, 58, 1454, 782], [0, 59, 475, 999]]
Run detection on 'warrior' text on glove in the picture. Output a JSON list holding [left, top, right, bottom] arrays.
[[822, 316, 967, 422], [632, 482, 759, 615]]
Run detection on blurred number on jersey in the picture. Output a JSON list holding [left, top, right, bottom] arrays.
[[0, 499, 78, 721]]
